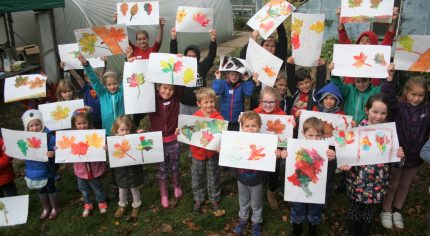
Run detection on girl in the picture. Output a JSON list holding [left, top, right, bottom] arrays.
[[78, 54, 124, 135], [340, 93, 405, 235], [380, 64, 430, 230], [253, 86, 287, 209], [274, 74, 293, 114], [71, 109, 108, 217], [55, 79, 77, 101], [21, 110, 58, 220], [111, 115, 143, 220], [0, 133, 17, 197]]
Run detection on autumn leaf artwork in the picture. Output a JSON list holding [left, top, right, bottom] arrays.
[[14, 76, 45, 89], [352, 52, 372, 68], [126, 73, 145, 98], [75, 25, 128, 57], [179, 116, 228, 150], [262, 66, 276, 78], [160, 57, 195, 85], [248, 144, 266, 161], [120, 3, 128, 16], [370, 0, 383, 8], [374, 53, 387, 66], [176, 8, 187, 24], [348, 0, 363, 8], [57, 132, 103, 158], [16, 137, 42, 157], [291, 18, 303, 50], [309, 21, 324, 33], [394, 35, 430, 72], [341, 0, 394, 24], [51, 106, 70, 122], [144, 3, 152, 15], [193, 12, 210, 27], [0, 201, 8, 225], [334, 130, 355, 147]]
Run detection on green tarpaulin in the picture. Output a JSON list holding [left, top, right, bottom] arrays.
[[0, 0, 64, 13]]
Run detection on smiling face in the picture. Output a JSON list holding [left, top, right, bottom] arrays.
[[226, 71, 241, 84], [303, 128, 322, 140], [322, 95, 337, 110], [27, 120, 43, 132], [241, 119, 260, 133], [157, 84, 175, 100], [197, 96, 215, 116], [262, 39, 276, 54], [136, 32, 149, 49], [116, 123, 131, 136], [275, 78, 288, 96], [74, 116, 89, 130], [365, 101, 388, 125], [355, 78, 371, 92], [260, 93, 277, 113], [105, 77, 119, 94], [406, 86, 425, 107], [297, 78, 312, 94]]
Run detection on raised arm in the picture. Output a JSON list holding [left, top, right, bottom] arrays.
[[199, 29, 217, 85], [156, 18, 166, 45], [212, 71, 225, 95], [286, 56, 296, 95], [275, 23, 287, 61], [78, 54, 106, 97], [336, 8, 352, 44], [315, 59, 327, 92], [169, 28, 178, 54], [381, 63, 399, 110], [382, 7, 399, 46]]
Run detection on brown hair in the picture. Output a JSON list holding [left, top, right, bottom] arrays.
[[56, 79, 76, 101], [195, 87, 216, 102], [239, 111, 262, 129], [111, 115, 136, 135], [401, 76, 428, 103], [102, 70, 120, 84], [275, 73, 287, 86], [365, 93, 390, 113], [136, 30, 149, 40], [260, 86, 280, 101], [302, 117, 324, 135], [71, 109, 94, 129]]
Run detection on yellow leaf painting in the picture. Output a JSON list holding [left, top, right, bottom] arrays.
[[176, 8, 187, 23], [51, 106, 70, 121], [309, 21, 324, 33], [79, 33, 98, 55], [85, 133, 103, 148], [292, 18, 303, 35], [183, 68, 195, 85]]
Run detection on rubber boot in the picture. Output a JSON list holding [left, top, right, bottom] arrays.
[[172, 173, 182, 199], [48, 192, 59, 219], [159, 178, 169, 208], [38, 193, 51, 220], [308, 224, 317, 236], [267, 190, 279, 209], [292, 223, 303, 236]]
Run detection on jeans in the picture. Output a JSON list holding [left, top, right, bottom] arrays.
[[290, 202, 324, 224], [77, 176, 106, 204]]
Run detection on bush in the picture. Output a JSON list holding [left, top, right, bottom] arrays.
[[233, 16, 250, 31], [320, 37, 338, 63]]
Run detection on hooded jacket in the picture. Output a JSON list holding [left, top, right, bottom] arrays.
[[170, 40, 217, 106], [313, 82, 344, 114], [84, 63, 124, 135], [25, 127, 56, 180], [0, 138, 15, 185]]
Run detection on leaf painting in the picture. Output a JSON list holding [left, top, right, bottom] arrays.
[[116, 2, 159, 26], [161, 57, 183, 84], [375, 131, 389, 154], [51, 106, 70, 121], [394, 35, 430, 72], [14, 75, 45, 89], [113, 139, 134, 160], [370, 0, 383, 8], [144, 3, 152, 15], [360, 136, 372, 151], [16, 137, 42, 157], [126, 73, 145, 98], [352, 52, 372, 68], [374, 53, 387, 66], [340, 0, 394, 24], [1, 128, 48, 162], [55, 130, 106, 163], [193, 12, 210, 27], [57, 136, 76, 149], [39, 100, 85, 131], [248, 144, 266, 160], [334, 130, 355, 147], [0, 195, 29, 226], [71, 141, 90, 156], [148, 53, 197, 87], [291, 18, 303, 49], [259, 21, 275, 32], [58, 43, 105, 71], [348, 0, 363, 8], [262, 66, 276, 78], [120, 3, 128, 16], [79, 33, 98, 55], [0, 201, 8, 225], [176, 8, 187, 23], [258, 114, 294, 147], [398, 35, 415, 52], [129, 3, 139, 21], [309, 21, 324, 33], [266, 119, 286, 134], [14, 76, 28, 87]]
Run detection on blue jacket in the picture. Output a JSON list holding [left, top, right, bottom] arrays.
[[25, 127, 56, 180], [83, 83, 101, 123], [314, 82, 343, 113], [212, 79, 254, 123], [84, 64, 124, 135]]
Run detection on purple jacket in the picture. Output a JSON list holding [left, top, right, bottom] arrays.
[[382, 80, 430, 167]]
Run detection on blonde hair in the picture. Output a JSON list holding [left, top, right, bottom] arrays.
[[302, 117, 324, 135], [274, 73, 287, 87], [136, 30, 149, 40], [402, 76, 428, 103], [111, 115, 135, 135], [102, 70, 120, 84], [239, 111, 262, 129], [195, 87, 216, 102], [56, 79, 76, 101], [260, 86, 280, 101], [71, 109, 94, 129]]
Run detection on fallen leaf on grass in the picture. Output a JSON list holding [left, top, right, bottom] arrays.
[[144, 219, 151, 223], [182, 218, 200, 230], [212, 209, 225, 217], [161, 223, 173, 233], [282, 215, 288, 222], [114, 221, 120, 226]]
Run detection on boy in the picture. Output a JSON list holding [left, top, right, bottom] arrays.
[[233, 111, 287, 236], [287, 117, 335, 235], [189, 88, 223, 212]]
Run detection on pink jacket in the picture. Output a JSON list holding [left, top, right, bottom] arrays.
[[74, 162, 106, 180]]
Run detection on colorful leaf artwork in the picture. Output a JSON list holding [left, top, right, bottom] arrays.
[[287, 148, 324, 197], [178, 116, 228, 150], [375, 131, 388, 154], [126, 73, 145, 98], [85, 133, 104, 148], [361, 136, 372, 151], [160, 57, 183, 84], [113, 139, 133, 160], [398, 35, 415, 52], [183, 68, 195, 85], [14, 76, 28, 87], [71, 141, 90, 156], [248, 144, 266, 160], [291, 18, 303, 49], [200, 131, 215, 147], [57, 136, 76, 149], [57, 132, 103, 157], [130, 3, 139, 21], [352, 52, 372, 68], [348, 0, 363, 8], [335, 130, 355, 147], [120, 3, 128, 16], [77, 26, 127, 56], [144, 2, 152, 15], [266, 119, 286, 134], [50, 106, 70, 121], [14, 76, 45, 89], [193, 12, 210, 27], [322, 120, 335, 139], [79, 33, 98, 55], [370, 0, 383, 8], [28, 77, 46, 89], [137, 136, 154, 163], [373, 53, 387, 66], [176, 8, 187, 23], [259, 21, 275, 32], [0, 201, 8, 225], [309, 21, 324, 33], [16, 140, 28, 156], [16, 137, 42, 156], [394, 35, 430, 72], [262, 66, 276, 78]]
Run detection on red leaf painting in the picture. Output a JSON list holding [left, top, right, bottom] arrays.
[[71, 141, 90, 156], [352, 52, 372, 68], [248, 144, 266, 160], [193, 12, 210, 27], [292, 33, 300, 49], [173, 60, 183, 73], [27, 137, 42, 149]]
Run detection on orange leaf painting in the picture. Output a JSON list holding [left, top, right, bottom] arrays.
[[267, 119, 286, 134], [27, 137, 42, 149], [248, 144, 266, 160], [352, 52, 372, 68], [57, 136, 76, 149], [263, 66, 276, 78], [92, 26, 126, 54], [260, 21, 274, 32], [193, 12, 210, 27], [84, 133, 103, 148], [28, 77, 46, 89], [71, 141, 90, 156], [113, 139, 132, 159], [130, 3, 139, 21], [176, 8, 187, 23], [120, 3, 128, 16], [309, 21, 324, 34]]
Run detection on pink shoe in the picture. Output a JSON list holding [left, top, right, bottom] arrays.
[[159, 179, 169, 208], [172, 174, 182, 198]]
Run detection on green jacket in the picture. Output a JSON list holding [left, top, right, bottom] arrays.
[[330, 76, 381, 123]]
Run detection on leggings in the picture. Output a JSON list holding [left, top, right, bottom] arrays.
[[118, 187, 141, 208], [382, 166, 419, 212]]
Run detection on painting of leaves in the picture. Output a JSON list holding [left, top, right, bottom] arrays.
[[107, 132, 164, 168], [5, 74, 47, 103], [58, 43, 105, 71], [352, 52, 372, 68], [258, 114, 294, 147], [394, 35, 430, 72], [55, 130, 106, 163], [175, 6, 213, 32], [74, 24, 129, 58], [193, 12, 210, 27], [0, 195, 29, 226], [340, 0, 394, 23], [116, 2, 159, 25], [334, 130, 355, 147], [178, 115, 228, 151], [1, 128, 48, 162], [39, 100, 84, 131], [219, 131, 278, 172], [348, 0, 363, 8], [126, 73, 145, 98], [17, 137, 41, 157], [284, 139, 329, 204], [291, 18, 303, 50]]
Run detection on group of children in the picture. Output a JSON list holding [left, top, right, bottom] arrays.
[[0, 5, 429, 236]]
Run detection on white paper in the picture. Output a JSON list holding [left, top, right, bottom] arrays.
[[117, 1, 159, 26], [219, 131, 278, 172], [291, 13, 325, 67], [247, 0, 295, 40], [74, 24, 129, 58], [394, 35, 430, 72], [340, 0, 394, 23], [334, 122, 400, 166], [1, 128, 48, 162], [332, 44, 391, 78], [284, 138, 329, 204], [177, 115, 228, 151], [246, 39, 283, 86], [58, 43, 105, 71], [4, 74, 46, 103], [298, 110, 353, 145], [55, 129, 106, 163], [39, 100, 85, 131], [147, 53, 198, 87], [175, 6, 213, 32], [258, 114, 294, 147], [0, 195, 29, 226], [123, 60, 156, 114], [107, 132, 164, 168]]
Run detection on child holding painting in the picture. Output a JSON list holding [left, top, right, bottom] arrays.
[[233, 111, 287, 236], [187, 88, 223, 213], [284, 117, 336, 236], [0, 131, 17, 198]]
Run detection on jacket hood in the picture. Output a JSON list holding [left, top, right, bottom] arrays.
[[315, 83, 343, 113], [356, 31, 379, 45], [184, 44, 201, 62]]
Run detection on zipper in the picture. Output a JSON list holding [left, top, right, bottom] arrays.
[[355, 92, 362, 120], [112, 93, 117, 120]]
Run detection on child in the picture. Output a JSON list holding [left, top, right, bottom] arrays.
[[148, 84, 184, 208], [233, 111, 287, 236], [55, 79, 77, 101], [78, 54, 124, 135], [380, 65, 430, 230], [110, 115, 143, 219], [0, 132, 17, 197], [253, 86, 287, 209], [287, 117, 336, 235], [21, 110, 58, 219], [274, 74, 293, 114], [212, 68, 258, 131], [170, 28, 217, 115], [188, 88, 222, 212], [329, 62, 381, 124], [71, 109, 107, 217], [340, 93, 404, 235]]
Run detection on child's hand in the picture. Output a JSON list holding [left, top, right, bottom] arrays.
[[280, 150, 288, 159], [351, 120, 357, 127], [397, 146, 405, 159], [328, 62, 334, 70], [326, 149, 336, 161], [83, 105, 92, 113], [318, 58, 326, 66], [2, 145, 6, 153], [251, 30, 259, 41], [136, 129, 144, 134], [60, 61, 65, 69], [216, 147, 221, 153], [77, 53, 88, 66], [100, 56, 107, 62], [336, 8, 341, 19], [252, 73, 260, 86], [47, 151, 54, 158], [290, 119, 297, 128], [339, 165, 351, 171], [175, 128, 179, 136], [113, 12, 118, 23], [295, 109, 302, 118], [171, 28, 177, 40], [103, 145, 107, 151], [215, 70, 221, 80], [387, 63, 395, 82], [159, 17, 166, 28], [275, 149, 281, 158], [287, 56, 295, 65], [126, 46, 134, 61], [210, 29, 217, 42], [392, 7, 399, 21]]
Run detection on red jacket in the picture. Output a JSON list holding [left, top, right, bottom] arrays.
[[131, 41, 160, 60], [0, 139, 15, 185], [253, 104, 287, 115], [190, 110, 224, 160]]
